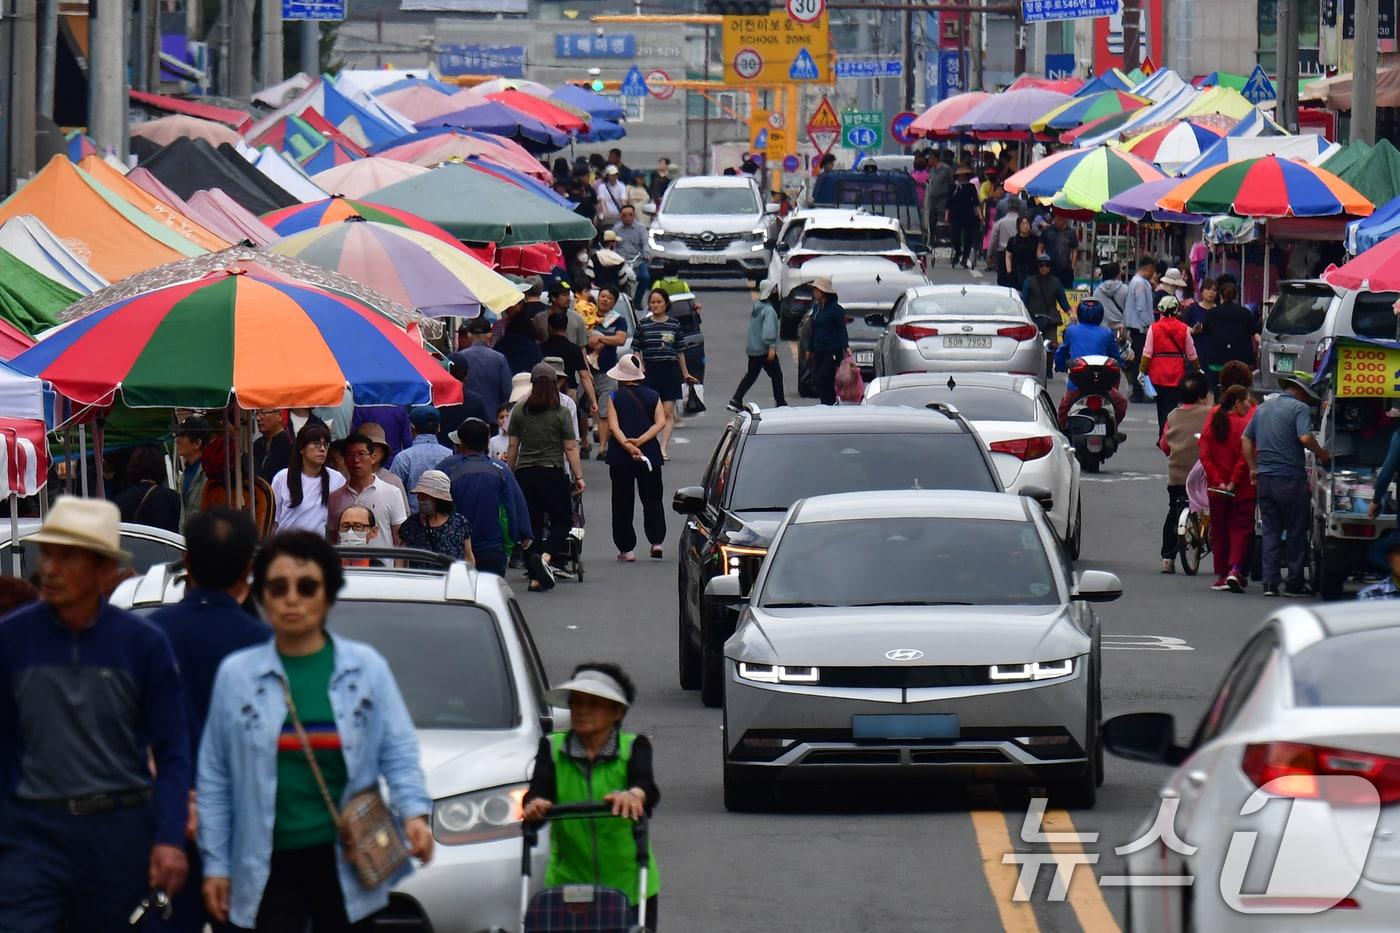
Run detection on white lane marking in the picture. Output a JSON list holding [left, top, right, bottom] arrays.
[[672, 437, 690, 445], [1080, 472, 1166, 483], [1103, 634, 1194, 651]]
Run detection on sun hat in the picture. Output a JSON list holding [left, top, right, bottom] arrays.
[[355, 423, 392, 459], [409, 405, 440, 430], [1277, 371, 1321, 401], [602, 229, 620, 243], [522, 276, 544, 297], [24, 497, 131, 562], [811, 275, 836, 295], [544, 667, 631, 710], [606, 352, 646, 383], [756, 276, 779, 300], [539, 357, 566, 380], [604, 164, 619, 176], [411, 469, 454, 503], [1367, 531, 1400, 570], [509, 371, 533, 403], [1160, 267, 1189, 289], [1156, 295, 1180, 314]]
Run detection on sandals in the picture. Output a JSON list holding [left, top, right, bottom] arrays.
[[650, 545, 664, 560]]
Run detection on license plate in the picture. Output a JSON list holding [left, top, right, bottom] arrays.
[[687, 254, 728, 264], [1273, 353, 1296, 373], [942, 336, 992, 349], [854, 351, 874, 365], [852, 714, 959, 741], [1089, 423, 1107, 436]]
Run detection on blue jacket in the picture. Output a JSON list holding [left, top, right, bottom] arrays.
[[436, 452, 532, 551], [809, 298, 849, 355], [197, 636, 431, 928], [458, 344, 513, 415], [150, 589, 271, 764], [1055, 322, 1124, 392], [745, 300, 780, 357], [0, 601, 191, 847]]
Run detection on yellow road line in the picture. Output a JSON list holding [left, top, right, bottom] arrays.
[[969, 801, 1041, 933], [1040, 807, 1121, 933]]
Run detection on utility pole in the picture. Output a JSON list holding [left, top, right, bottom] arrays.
[[1353, 0, 1378, 142], [261, 0, 284, 87], [7, 0, 38, 185], [300, 21, 320, 76], [1277, 0, 1299, 132], [89, 0, 127, 158], [230, 0, 254, 97], [969, 0, 983, 90], [1121, 0, 1142, 71], [903, 6, 916, 109], [701, 23, 711, 173], [37, 0, 58, 117]]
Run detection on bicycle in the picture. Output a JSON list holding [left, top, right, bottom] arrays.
[[1177, 506, 1212, 576]]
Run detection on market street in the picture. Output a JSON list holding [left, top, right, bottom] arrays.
[[523, 269, 1267, 933]]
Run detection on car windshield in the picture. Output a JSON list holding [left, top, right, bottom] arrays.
[[1265, 284, 1334, 335], [908, 294, 1023, 317], [1350, 292, 1400, 340], [728, 433, 997, 512], [868, 386, 1035, 421], [1292, 628, 1400, 707], [331, 602, 518, 729], [800, 229, 902, 252], [760, 516, 1058, 607], [664, 185, 759, 216]]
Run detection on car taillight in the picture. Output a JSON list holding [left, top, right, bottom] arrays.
[[997, 324, 1040, 341], [1240, 742, 1400, 805], [787, 254, 811, 268], [988, 436, 1055, 461], [895, 323, 939, 340], [1084, 394, 1104, 410], [883, 254, 915, 269]]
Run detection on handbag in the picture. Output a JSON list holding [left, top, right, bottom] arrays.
[[835, 349, 866, 403], [280, 677, 409, 889]]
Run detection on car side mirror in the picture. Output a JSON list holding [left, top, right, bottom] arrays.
[[1103, 712, 1188, 766], [542, 706, 572, 734], [1072, 569, 1122, 602], [705, 573, 743, 600], [672, 485, 705, 515], [642, 204, 657, 217], [864, 313, 888, 328], [764, 203, 780, 215], [1019, 485, 1053, 512]]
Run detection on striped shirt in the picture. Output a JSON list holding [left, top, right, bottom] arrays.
[[635, 316, 683, 365]]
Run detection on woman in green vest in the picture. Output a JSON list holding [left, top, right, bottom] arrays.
[[523, 663, 661, 926]]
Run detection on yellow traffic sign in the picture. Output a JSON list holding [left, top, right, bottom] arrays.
[[767, 127, 789, 154], [721, 12, 832, 86]]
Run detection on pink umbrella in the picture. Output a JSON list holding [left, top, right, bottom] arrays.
[[377, 86, 489, 124], [185, 189, 280, 246], [379, 130, 551, 181], [910, 92, 989, 138], [312, 156, 430, 198], [129, 114, 244, 147], [951, 88, 1074, 136]]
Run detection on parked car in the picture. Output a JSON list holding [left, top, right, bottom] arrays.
[[864, 372, 1082, 556], [1104, 603, 1400, 932], [0, 518, 184, 578], [807, 169, 927, 256], [1257, 279, 1400, 391], [647, 175, 776, 279], [110, 548, 567, 933], [718, 489, 1120, 811], [673, 405, 1005, 708], [870, 283, 1046, 385]]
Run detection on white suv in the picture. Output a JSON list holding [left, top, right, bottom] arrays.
[[647, 175, 777, 278]]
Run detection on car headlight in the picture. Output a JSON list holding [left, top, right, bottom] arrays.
[[738, 662, 820, 683], [989, 658, 1076, 682], [432, 783, 527, 845], [719, 543, 767, 571], [749, 226, 768, 238]]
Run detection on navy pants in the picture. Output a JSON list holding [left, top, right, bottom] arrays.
[[473, 545, 507, 576], [1257, 473, 1310, 587], [153, 842, 234, 932], [0, 799, 152, 932]]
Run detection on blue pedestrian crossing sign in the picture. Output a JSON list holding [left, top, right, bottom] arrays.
[[1240, 64, 1277, 104], [790, 48, 820, 81], [752, 127, 769, 151], [620, 65, 649, 97]]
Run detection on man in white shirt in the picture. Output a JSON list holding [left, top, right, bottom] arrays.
[[595, 165, 628, 227], [327, 433, 409, 545]]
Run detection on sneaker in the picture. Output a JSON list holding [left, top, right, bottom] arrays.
[[1210, 578, 1230, 591], [1226, 571, 1245, 593], [650, 545, 664, 560], [527, 553, 555, 590], [617, 552, 636, 562], [1161, 558, 1175, 574], [1284, 584, 1315, 598], [1263, 582, 1280, 597]]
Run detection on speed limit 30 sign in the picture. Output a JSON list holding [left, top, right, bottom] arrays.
[[732, 48, 764, 80], [786, 0, 825, 24]]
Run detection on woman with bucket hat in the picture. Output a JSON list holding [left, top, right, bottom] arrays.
[[522, 663, 660, 927], [806, 276, 848, 406], [398, 469, 475, 565], [604, 353, 668, 562]]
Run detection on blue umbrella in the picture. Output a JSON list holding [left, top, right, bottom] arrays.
[[577, 118, 627, 143], [550, 84, 626, 122], [416, 102, 571, 151], [1346, 193, 1400, 253]]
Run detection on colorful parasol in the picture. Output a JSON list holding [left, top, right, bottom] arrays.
[[1004, 145, 1164, 212], [1058, 109, 1141, 146], [377, 128, 554, 181], [311, 156, 431, 198], [1100, 177, 1204, 223], [486, 89, 590, 133], [1322, 234, 1400, 291], [909, 92, 989, 138], [261, 195, 471, 253], [1032, 91, 1150, 133], [1119, 120, 1227, 171], [950, 88, 1073, 136], [10, 264, 463, 409], [1156, 156, 1375, 218], [268, 219, 525, 318]]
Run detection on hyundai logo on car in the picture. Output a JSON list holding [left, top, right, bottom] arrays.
[[884, 649, 924, 661]]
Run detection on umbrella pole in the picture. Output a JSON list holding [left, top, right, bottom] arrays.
[[1263, 220, 1271, 311], [10, 495, 19, 577], [245, 415, 256, 525], [78, 425, 87, 498], [224, 406, 235, 510], [93, 421, 105, 501]]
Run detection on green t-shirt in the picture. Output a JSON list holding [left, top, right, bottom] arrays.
[[274, 639, 348, 851], [508, 403, 576, 470]]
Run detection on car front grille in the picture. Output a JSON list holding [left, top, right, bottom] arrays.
[[817, 665, 994, 688], [670, 232, 742, 250]]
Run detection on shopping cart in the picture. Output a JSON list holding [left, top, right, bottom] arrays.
[[520, 803, 650, 933]]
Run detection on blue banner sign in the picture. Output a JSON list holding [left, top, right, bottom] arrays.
[[1021, 0, 1119, 23], [1045, 53, 1075, 79], [437, 44, 526, 77], [937, 50, 964, 101], [555, 33, 637, 59], [282, 0, 344, 21], [835, 58, 904, 79]]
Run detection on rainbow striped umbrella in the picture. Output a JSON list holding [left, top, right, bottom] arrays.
[[1004, 146, 1165, 212], [1156, 156, 1375, 218], [1031, 91, 1151, 133], [1119, 120, 1226, 171], [9, 264, 463, 410], [261, 195, 467, 252]]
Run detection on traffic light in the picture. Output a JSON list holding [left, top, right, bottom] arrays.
[[705, 1, 778, 13], [591, 79, 606, 92]]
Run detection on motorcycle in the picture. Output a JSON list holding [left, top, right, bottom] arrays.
[[1064, 355, 1123, 473]]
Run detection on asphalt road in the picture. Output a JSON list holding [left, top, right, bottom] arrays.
[[521, 266, 1297, 932]]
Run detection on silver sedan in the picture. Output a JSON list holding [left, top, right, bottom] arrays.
[[870, 284, 1047, 384], [715, 490, 1121, 812]]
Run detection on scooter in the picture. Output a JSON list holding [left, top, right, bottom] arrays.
[[1065, 355, 1123, 473]]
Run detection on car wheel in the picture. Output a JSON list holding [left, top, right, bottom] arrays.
[[778, 301, 798, 340], [1067, 499, 1083, 561], [1315, 540, 1348, 601], [723, 763, 775, 812], [678, 595, 701, 691], [1050, 705, 1099, 808], [698, 597, 725, 707]]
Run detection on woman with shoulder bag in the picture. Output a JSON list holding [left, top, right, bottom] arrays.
[[198, 532, 432, 932], [113, 444, 183, 532], [604, 354, 667, 562], [1139, 295, 1201, 440]]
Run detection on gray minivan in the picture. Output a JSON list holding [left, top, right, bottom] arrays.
[[1257, 280, 1400, 390]]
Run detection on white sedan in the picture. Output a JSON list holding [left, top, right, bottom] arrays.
[[864, 372, 1083, 558], [1105, 604, 1400, 932]]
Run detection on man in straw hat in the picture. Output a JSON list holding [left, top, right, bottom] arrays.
[[0, 497, 192, 928], [1243, 372, 1331, 597], [807, 276, 848, 406]]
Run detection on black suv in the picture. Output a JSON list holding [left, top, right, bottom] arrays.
[[672, 404, 1006, 707]]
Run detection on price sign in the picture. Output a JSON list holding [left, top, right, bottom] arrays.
[[786, 0, 825, 24], [1336, 344, 1400, 398]]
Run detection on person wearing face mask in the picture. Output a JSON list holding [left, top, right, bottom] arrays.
[[333, 505, 380, 549], [398, 470, 474, 565]]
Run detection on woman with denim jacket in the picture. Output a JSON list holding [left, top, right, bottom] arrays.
[[197, 532, 432, 932]]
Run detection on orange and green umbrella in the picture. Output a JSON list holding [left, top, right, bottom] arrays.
[[9, 263, 463, 410], [1156, 156, 1375, 218], [1031, 91, 1150, 134], [1004, 145, 1165, 213], [261, 194, 468, 253]]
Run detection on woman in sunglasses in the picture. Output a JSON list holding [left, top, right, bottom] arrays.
[[270, 423, 346, 537], [197, 532, 432, 931]]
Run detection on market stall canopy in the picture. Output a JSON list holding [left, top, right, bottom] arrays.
[[577, 119, 627, 143], [312, 157, 430, 199], [1323, 231, 1400, 290], [1004, 144, 1164, 212], [550, 84, 626, 122], [486, 89, 589, 134], [1075, 85, 1198, 145], [1059, 108, 1140, 145], [254, 73, 315, 109], [460, 159, 574, 207], [268, 219, 525, 318], [185, 189, 280, 246], [0, 157, 205, 281], [1346, 193, 1400, 253], [0, 417, 50, 497], [216, 143, 302, 210], [1178, 133, 1339, 177], [1322, 140, 1371, 177], [474, 77, 555, 97], [375, 86, 489, 124], [1074, 71, 1133, 96], [1120, 120, 1228, 173], [130, 114, 244, 148], [375, 128, 554, 180], [245, 78, 409, 151], [0, 248, 73, 335], [416, 102, 571, 150], [1157, 156, 1373, 218], [1130, 68, 1191, 102], [128, 89, 251, 130], [126, 167, 196, 215], [262, 194, 474, 255], [1032, 91, 1150, 133], [1225, 107, 1288, 138], [76, 154, 230, 251], [1336, 139, 1400, 207], [368, 162, 596, 245], [248, 147, 330, 203], [909, 92, 990, 138], [950, 88, 1073, 136], [139, 138, 292, 215], [299, 140, 362, 175], [0, 215, 106, 294], [0, 318, 36, 360], [1007, 75, 1083, 94], [1101, 176, 1205, 223], [1301, 62, 1400, 110]]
